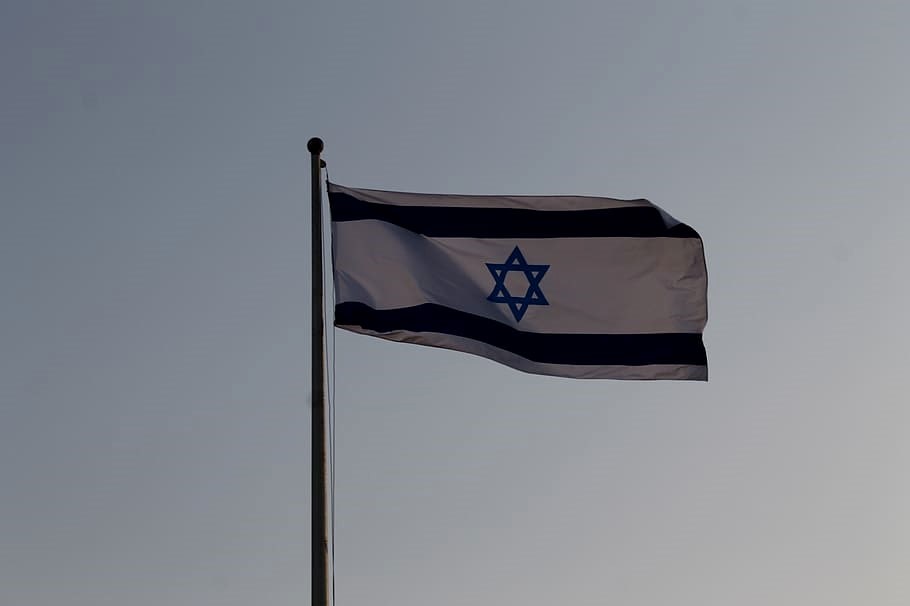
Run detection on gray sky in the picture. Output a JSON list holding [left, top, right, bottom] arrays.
[[2, 1, 909, 604]]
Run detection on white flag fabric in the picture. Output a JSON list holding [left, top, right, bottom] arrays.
[[328, 183, 708, 380]]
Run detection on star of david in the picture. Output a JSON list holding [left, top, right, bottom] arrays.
[[486, 246, 550, 322]]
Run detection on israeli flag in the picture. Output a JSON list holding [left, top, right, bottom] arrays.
[[329, 183, 707, 380]]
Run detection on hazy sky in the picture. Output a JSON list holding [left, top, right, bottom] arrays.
[[3, 1, 909, 605]]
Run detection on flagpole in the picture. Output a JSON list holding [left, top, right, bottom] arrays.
[[308, 136, 330, 606]]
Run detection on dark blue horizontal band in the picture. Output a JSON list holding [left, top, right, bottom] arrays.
[[329, 192, 700, 239], [335, 302, 707, 367]]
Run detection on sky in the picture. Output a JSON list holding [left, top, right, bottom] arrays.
[[2, 1, 909, 604]]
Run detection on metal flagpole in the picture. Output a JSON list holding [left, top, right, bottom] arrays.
[[307, 137, 330, 606]]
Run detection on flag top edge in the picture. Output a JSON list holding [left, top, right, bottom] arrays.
[[328, 181, 649, 203], [327, 182, 658, 211]]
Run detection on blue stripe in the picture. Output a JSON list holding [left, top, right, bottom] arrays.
[[329, 192, 700, 239], [335, 302, 707, 367]]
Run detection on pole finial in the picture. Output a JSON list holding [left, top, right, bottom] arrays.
[[307, 137, 324, 154]]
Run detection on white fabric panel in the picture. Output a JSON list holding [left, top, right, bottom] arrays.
[[333, 220, 707, 334]]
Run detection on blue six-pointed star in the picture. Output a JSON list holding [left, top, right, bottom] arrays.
[[486, 246, 550, 322]]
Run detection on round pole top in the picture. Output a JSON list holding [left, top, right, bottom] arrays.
[[307, 137, 324, 154]]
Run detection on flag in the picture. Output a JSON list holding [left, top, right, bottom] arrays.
[[328, 182, 708, 380]]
